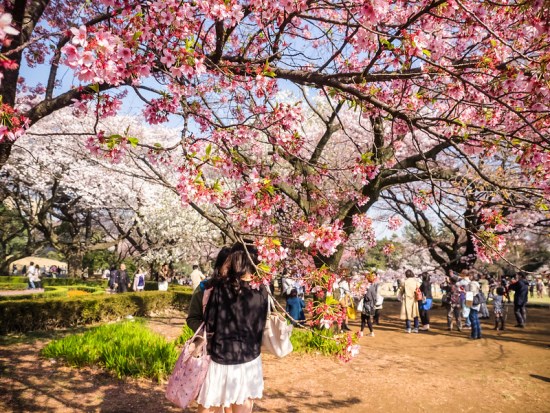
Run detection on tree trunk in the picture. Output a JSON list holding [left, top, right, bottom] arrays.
[[66, 250, 85, 278]]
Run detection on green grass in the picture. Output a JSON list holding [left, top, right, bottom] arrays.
[[174, 324, 195, 346], [41, 320, 178, 381]]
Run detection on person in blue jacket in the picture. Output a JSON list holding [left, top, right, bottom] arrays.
[[285, 288, 305, 326]]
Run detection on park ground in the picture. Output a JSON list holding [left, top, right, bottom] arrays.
[[1, 301, 549, 413]]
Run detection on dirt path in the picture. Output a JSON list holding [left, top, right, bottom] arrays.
[[1, 302, 549, 412]]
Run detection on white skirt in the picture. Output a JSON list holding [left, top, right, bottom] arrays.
[[197, 356, 264, 408]]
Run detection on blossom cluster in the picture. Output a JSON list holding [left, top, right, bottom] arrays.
[[0, 101, 29, 143]]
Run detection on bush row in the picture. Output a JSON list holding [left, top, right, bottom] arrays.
[[0, 276, 108, 287], [0, 290, 192, 334], [0, 282, 29, 290]]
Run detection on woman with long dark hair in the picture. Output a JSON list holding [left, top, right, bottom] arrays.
[[187, 246, 232, 332], [196, 243, 269, 413]]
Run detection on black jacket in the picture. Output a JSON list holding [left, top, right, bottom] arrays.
[[508, 279, 529, 306], [204, 281, 268, 365]]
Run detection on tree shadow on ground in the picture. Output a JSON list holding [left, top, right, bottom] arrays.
[[256, 389, 361, 413]]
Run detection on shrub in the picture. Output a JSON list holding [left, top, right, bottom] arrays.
[[0, 290, 193, 334], [0, 276, 28, 283], [0, 283, 29, 290], [42, 278, 107, 287], [0, 285, 70, 301], [42, 320, 179, 381]]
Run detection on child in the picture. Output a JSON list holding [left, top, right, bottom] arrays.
[[285, 288, 305, 326], [492, 286, 506, 330]]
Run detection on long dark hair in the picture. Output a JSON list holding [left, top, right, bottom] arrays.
[[214, 241, 259, 294], [212, 246, 232, 279]]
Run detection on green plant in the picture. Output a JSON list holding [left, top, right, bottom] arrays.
[[290, 327, 342, 356], [0, 290, 193, 334], [174, 324, 195, 346], [42, 320, 179, 380]]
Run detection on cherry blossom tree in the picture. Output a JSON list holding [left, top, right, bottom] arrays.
[[1, 109, 223, 276]]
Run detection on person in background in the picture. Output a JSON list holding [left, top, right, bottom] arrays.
[[441, 275, 462, 332], [491, 286, 506, 330], [359, 272, 378, 337], [108, 265, 118, 292], [400, 269, 420, 333], [285, 288, 305, 326], [27, 262, 36, 289], [338, 274, 353, 332], [158, 263, 170, 291], [508, 272, 529, 328], [536, 277, 544, 299], [12, 264, 18, 275], [32, 263, 42, 289], [419, 272, 433, 331], [117, 263, 129, 293], [195, 243, 268, 413], [457, 270, 472, 330], [133, 267, 146, 292], [468, 273, 482, 340], [190, 264, 205, 291]]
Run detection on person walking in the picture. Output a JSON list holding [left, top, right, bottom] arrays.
[[419, 272, 433, 331], [400, 270, 420, 333], [195, 243, 269, 413], [508, 273, 529, 328]]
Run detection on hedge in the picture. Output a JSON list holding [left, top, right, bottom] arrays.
[[0, 286, 70, 301], [0, 290, 192, 334], [0, 283, 29, 290]]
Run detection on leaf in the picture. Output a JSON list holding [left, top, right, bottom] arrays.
[[205, 143, 212, 157], [127, 137, 139, 147], [257, 262, 271, 274], [422, 49, 431, 58]]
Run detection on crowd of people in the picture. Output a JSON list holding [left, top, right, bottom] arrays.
[[349, 268, 533, 340]]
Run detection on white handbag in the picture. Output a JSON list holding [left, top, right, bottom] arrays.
[[261, 295, 293, 358], [356, 298, 364, 312]]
